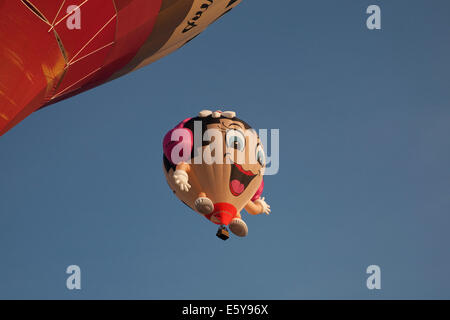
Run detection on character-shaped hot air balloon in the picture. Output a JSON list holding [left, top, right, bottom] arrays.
[[163, 110, 271, 240]]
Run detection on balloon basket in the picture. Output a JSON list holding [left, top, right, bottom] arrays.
[[216, 226, 229, 241]]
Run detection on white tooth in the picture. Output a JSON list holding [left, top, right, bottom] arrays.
[[199, 110, 212, 117], [222, 111, 236, 119]]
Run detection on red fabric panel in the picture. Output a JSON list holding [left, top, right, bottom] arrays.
[[0, 1, 65, 135]]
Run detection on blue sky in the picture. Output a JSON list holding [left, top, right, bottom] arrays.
[[1, 0, 450, 299]]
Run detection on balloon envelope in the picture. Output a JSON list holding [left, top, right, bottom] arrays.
[[162, 113, 265, 227], [0, 0, 242, 135]]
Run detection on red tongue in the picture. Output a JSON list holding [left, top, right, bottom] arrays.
[[230, 179, 245, 195]]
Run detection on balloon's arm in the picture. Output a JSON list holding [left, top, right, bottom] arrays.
[[175, 162, 191, 173], [173, 162, 192, 192], [244, 201, 263, 215], [245, 197, 271, 216]]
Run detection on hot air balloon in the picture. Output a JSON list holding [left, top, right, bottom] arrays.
[[163, 110, 271, 240], [0, 0, 242, 136]]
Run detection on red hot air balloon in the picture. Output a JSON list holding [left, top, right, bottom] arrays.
[[0, 0, 242, 136]]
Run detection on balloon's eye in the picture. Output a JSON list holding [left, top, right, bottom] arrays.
[[226, 130, 245, 151], [256, 145, 265, 166]]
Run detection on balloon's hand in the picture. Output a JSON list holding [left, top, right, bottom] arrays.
[[173, 170, 191, 192], [255, 197, 271, 215]]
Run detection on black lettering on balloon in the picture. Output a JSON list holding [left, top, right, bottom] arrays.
[[191, 11, 204, 21], [226, 0, 238, 8], [182, 0, 214, 33], [182, 21, 197, 33]]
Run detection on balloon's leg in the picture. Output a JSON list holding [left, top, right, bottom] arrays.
[[216, 225, 230, 241]]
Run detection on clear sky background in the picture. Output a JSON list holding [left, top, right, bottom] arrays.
[[1, 0, 449, 299]]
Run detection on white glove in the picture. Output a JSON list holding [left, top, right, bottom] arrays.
[[255, 197, 271, 215], [173, 170, 191, 192]]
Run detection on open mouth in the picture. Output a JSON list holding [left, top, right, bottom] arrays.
[[229, 162, 257, 196]]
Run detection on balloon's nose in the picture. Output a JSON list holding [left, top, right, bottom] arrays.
[[206, 202, 237, 226]]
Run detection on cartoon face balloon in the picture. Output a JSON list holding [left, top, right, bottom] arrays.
[[163, 110, 270, 239]]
